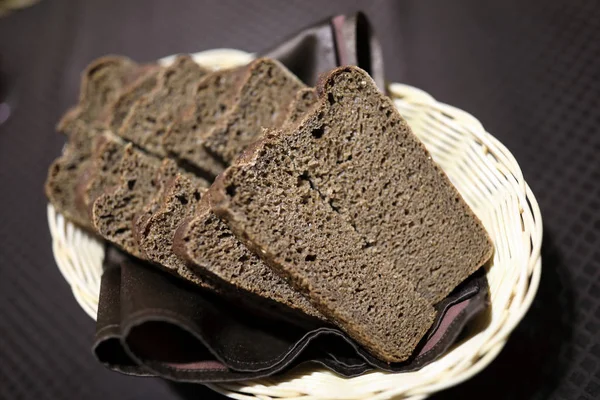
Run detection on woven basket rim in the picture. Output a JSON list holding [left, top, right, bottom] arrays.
[[47, 48, 542, 400]]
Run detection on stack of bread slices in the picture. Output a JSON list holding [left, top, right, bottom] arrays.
[[46, 54, 493, 363]]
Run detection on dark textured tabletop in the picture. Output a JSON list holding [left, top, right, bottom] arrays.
[[0, 0, 599, 399]]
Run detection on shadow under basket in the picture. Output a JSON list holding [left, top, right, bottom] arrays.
[[47, 49, 542, 400]]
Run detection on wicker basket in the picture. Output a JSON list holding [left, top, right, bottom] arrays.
[[47, 49, 542, 400]]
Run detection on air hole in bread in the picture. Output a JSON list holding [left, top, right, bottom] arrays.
[[226, 184, 237, 197], [312, 126, 325, 139], [176, 195, 188, 205]]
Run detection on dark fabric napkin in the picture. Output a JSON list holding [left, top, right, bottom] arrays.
[[93, 247, 489, 382]]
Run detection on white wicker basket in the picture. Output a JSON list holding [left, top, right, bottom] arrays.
[[47, 49, 542, 400]]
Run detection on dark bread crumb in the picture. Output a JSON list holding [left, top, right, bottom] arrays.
[[203, 58, 306, 164], [211, 129, 436, 362], [172, 192, 325, 321], [119, 55, 210, 157], [57, 56, 140, 134], [136, 174, 206, 274], [91, 144, 165, 257], [75, 132, 126, 220], [108, 66, 162, 133], [162, 66, 244, 176]]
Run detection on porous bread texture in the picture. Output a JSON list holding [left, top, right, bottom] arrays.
[[108, 66, 162, 133], [203, 58, 306, 164], [211, 129, 437, 362], [172, 192, 325, 321], [75, 132, 126, 220], [57, 56, 140, 134], [45, 122, 109, 229], [119, 55, 210, 158], [91, 144, 166, 257], [135, 173, 206, 274], [161, 66, 244, 176], [210, 66, 493, 362]]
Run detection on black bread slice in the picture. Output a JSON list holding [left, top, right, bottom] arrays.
[[108, 65, 162, 133], [134, 174, 216, 289], [172, 192, 325, 321], [210, 67, 494, 360], [91, 144, 166, 257], [292, 67, 494, 303], [57, 56, 139, 134], [135, 174, 206, 273], [118, 55, 210, 157], [202, 58, 306, 164], [210, 129, 436, 362], [45, 122, 108, 229], [161, 66, 244, 177], [75, 132, 127, 219]]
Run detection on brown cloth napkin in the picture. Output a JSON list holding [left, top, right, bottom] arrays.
[[93, 247, 489, 382]]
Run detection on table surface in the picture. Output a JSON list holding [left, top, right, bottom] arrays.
[[1, 0, 599, 399]]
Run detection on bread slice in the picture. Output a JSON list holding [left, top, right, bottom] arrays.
[[108, 65, 162, 133], [202, 58, 306, 165], [91, 144, 167, 257], [210, 66, 493, 362], [118, 55, 210, 158], [135, 173, 206, 271], [171, 191, 325, 321], [45, 122, 109, 228], [161, 66, 244, 177], [211, 130, 435, 362], [57, 56, 140, 134], [75, 132, 127, 219]]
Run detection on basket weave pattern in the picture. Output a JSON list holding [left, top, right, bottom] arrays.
[[47, 49, 542, 400]]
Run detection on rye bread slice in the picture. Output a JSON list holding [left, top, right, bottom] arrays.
[[118, 55, 210, 157], [209, 67, 493, 362], [135, 174, 206, 270], [57, 56, 140, 134], [171, 191, 325, 321], [202, 58, 306, 165], [210, 128, 436, 362], [132, 173, 214, 289], [161, 66, 245, 177], [108, 65, 163, 133], [91, 144, 166, 257], [45, 122, 109, 228], [75, 132, 127, 219]]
